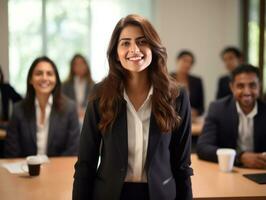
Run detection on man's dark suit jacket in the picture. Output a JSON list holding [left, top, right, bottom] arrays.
[[72, 89, 193, 200], [197, 96, 266, 164], [0, 83, 22, 121], [4, 98, 80, 157], [171, 73, 204, 115], [216, 75, 232, 99]]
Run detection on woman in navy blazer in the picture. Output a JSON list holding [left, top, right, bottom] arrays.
[[4, 56, 80, 157], [62, 54, 94, 123], [0, 67, 22, 123], [73, 14, 193, 200], [171, 50, 204, 118]]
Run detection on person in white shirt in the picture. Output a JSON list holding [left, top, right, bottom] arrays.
[[5, 56, 80, 157], [73, 14, 193, 200], [197, 64, 266, 169], [62, 54, 94, 124]]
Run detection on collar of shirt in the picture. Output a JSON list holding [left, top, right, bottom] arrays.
[[74, 76, 86, 85], [74, 76, 86, 104], [236, 101, 258, 119], [123, 86, 153, 108], [35, 95, 53, 108]]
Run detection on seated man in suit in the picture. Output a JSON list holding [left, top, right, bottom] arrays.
[[216, 47, 242, 99], [197, 64, 266, 169]]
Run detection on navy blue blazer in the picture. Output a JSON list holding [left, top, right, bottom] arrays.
[[73, 88, 193, 200], [0, 83, 22, 121], [216, 75, 232, 99], [4, 97, 80, 157], [171, 73, 204, 115], [197, 96, 266, 164]]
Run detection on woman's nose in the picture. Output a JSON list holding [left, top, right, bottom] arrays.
[[129, 43, 140, 53]]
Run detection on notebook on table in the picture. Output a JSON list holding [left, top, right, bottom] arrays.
[[243, 173, 266, 184]]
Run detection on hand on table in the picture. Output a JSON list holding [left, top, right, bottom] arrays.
[[240, 152, 266, 169]]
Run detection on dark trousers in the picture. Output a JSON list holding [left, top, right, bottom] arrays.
[[120, 182, 149, 200]]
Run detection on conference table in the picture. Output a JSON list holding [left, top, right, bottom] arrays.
[[0, 155, 265, 200]]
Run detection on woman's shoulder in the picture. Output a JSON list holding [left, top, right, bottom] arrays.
[[11, 100, 27, 117], [88, 82, 105, 101], [188, 74, 202, 82], [175, 86, 189, 110], [61, 95, 76, 110], [62, 79, 73, 88], [0, 82, 15, 91]]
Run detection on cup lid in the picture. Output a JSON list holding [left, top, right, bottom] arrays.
[[26, 155, 42, 165], [216, 148, 236, 155]]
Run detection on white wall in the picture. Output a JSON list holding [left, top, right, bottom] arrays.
[[0, 0, 9, 81], [154, 0, 240, 110]]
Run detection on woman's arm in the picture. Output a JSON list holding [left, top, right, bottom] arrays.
[[170, 88, 193, 200], [4, 103, 22, 157], [61, 101, 80, 156], [72, 99, 102, 200]]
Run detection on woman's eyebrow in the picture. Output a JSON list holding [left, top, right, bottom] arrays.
[[119, 36, 145, 42]]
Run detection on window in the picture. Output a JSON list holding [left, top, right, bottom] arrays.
[[8, 0, 42, 94], [8, 0, 153, 95], [247, 0, 260, 66], [243, 0, 266, 94]]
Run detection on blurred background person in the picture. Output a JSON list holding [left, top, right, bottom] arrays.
[[62, 54, 94, 124], [216, 46, 242, 99], [0, 66, 22, 157], [4, 56, 80, 158], [171, 50, 204, 119], [0, 66, 22, 127], [197, 64, 266, 169]]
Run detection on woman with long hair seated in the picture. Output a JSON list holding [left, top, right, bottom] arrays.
[[4, 56, 80, 157], [62, 54, 94, 123]]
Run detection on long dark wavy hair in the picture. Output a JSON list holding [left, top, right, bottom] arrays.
[[65, 53, 94, 86], [94, 14, 181, 134], [23, 56, 64, 117]]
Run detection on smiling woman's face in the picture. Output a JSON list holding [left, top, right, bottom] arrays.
[[116, 25, 152, 74], [30, 61, 56, 96]]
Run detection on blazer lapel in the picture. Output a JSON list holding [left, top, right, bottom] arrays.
[[28, 113, 37, 148], [47, 108, 56, 154], [83, 84, 90, 107], [229, 97, 239, 146], [113, 101, 128, 167], [69, 82, 76, 101], [146, 113, 162, 170], [253, 101, 261, 152]]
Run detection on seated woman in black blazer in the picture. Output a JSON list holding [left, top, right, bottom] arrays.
[[73, 14, 193, 200], [4, 56, 80, 157], [62, 54, 94, 123], [0, 67, 22, 125], [171, 50, 204, 118]]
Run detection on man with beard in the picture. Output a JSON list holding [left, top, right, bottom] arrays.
[[197, 64, 266, 169]]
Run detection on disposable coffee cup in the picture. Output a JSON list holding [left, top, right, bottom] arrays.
[[216, 148, 236, 172], [26, 156, 42, 176]]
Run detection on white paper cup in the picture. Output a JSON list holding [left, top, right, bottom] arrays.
[[216, 148, 236, 172]]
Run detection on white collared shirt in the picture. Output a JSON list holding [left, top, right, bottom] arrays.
[[124, 86, 153, 182], [74, 76, 86, 106], [236, 101, 258, 152], [35, 95, 53, 155]]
